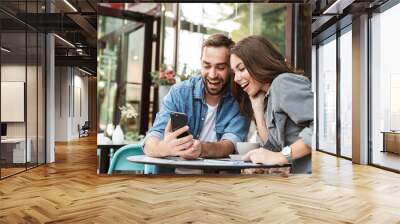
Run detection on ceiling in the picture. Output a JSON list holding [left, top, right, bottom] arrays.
[[311, 0, 389, 42], [0, 0, 99, 74], [4, 0, 388, 74]]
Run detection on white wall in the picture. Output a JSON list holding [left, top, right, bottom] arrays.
[[72, 72, 89, 138], [1, 65, 26, 141], [55, 67, 89, 141], [55, 67, 69, 141], [1, 65, 35, 137]]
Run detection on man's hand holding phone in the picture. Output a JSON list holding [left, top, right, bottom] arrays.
[[158, 120, 194, 157], [180, 139, 202, 160]]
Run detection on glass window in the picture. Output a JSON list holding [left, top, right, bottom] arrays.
[[178, 30, 203, 73], [163, 26, 175, 68], [97, 42, 120, 131], [98, 16, 125, 38], [312, 45, 317, 150], [98, 15, 148, 141], [339, 29, 352, 158], [1, 31, 28, 177], [371, 3, 400, 171], [38, 32, 46, 165], [317, 36, 337, 154], [123, 27, 145, 139], [171, 3, 287, 79], [27, 30, 38, 169], [0, 1, 46, 179], [126, 27, 145, 84], [252, 3, 286, 55]]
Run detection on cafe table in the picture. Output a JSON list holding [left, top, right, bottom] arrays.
[[127, 155, 291, 172]]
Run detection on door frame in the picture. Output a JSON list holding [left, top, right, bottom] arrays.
[[98, 5, 158, 134]]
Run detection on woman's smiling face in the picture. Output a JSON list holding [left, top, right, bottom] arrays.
[[230, 53, 265, 97]]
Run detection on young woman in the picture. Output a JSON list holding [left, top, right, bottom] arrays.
[[230, 36, 313, 174]]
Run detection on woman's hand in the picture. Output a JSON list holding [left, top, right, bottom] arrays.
[[249, 91, 266, 112], [242, 148, 288, 165], [241, 148, 290, 176]]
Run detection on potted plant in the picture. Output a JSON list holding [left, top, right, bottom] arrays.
[[151, 64, 176, 109], [112, 103, 139, 144]]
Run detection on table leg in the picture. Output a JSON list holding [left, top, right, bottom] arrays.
[[382, 133, 386, 153], [97, 148, 100, 174]]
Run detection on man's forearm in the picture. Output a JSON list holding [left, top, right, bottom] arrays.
[[143, 137, 165, 158], [200, 140, 234, 158]]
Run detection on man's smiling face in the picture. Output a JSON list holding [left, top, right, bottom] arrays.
[[200, 46, 231, 96]]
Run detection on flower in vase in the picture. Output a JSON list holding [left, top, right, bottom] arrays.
[[119, 103, 138, 125], [151, 64, 177, 86]]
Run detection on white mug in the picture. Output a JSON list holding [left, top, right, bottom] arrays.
[[236, 142, 260, 155]]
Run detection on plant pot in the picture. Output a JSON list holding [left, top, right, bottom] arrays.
[[112, 125, 124, 144]]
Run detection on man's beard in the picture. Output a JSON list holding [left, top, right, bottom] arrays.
[[203, 78, 229, 96]]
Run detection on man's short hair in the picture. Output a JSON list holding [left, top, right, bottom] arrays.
[[202, 33, 235, 52]]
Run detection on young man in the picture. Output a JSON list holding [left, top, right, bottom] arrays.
[[143, 34, 249, 163]]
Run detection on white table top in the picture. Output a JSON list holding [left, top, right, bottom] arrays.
[[127, 155, 291, 170], [1, 138, 28, 143]]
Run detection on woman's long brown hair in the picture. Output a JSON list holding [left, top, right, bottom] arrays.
[[231, 35, 294, 119]]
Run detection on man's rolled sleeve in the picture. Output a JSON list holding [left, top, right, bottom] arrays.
[[221, 132, 241, 144], [221, 109, 250, 153], [221, 132, 243, 154]]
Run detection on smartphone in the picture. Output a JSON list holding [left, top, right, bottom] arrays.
[[170, 112, 189, 138]]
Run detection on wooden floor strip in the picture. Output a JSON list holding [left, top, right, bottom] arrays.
[[0, 135, 399, 223]]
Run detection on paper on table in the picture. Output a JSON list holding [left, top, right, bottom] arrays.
[[229, 154, 244, 161], [202, 159, 252, 166]]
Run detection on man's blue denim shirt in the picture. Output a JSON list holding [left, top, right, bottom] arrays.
[[144, 75, 250, 150]]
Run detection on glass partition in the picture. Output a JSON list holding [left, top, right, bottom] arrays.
[[317, 36, 337, 155], [38, 32, 45, 165], [339, 28, 352, 158], [1, 30, 28, 177], [27, 30, 38, 169], [371, 3, 400, 171], [0, 1, 46, 179]]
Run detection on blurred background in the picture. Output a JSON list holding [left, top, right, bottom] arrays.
[[97, 3, 311, 144]]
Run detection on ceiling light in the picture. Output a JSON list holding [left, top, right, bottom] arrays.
[[1, 47, 11, 53], [63, 0, 78, 12], [54, 34, 75, 48], [78, 67, 92, 76], [322, 0, 355, 15]]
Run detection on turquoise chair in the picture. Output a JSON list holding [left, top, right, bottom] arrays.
[[107, 144, 155, 175]]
